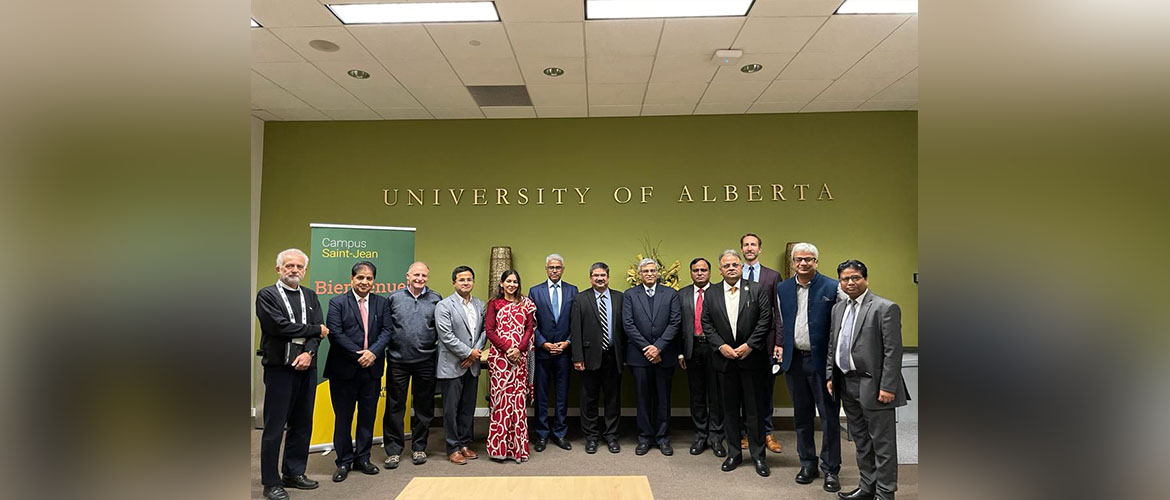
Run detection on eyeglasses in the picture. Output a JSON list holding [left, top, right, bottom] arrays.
[[546, 265, 563, 270], [839, 275, 865, 283], [793, 257, 817, 263], [639, 269, 658, 274], [720, 263, 741, 269]]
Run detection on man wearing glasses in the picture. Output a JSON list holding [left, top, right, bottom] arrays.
[[622, 258, 682, 456]]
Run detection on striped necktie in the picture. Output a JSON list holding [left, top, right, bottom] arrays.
[[599, 294, 610, 350]]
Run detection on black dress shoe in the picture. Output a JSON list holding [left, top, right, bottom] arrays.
[[263, 485, 290, 500], [659, 442, 673, 456], [712, 442, 727, 457], [824, 473, 841, 492], [533, 438, 547, 452], [689, 439, 706, 455], [635, 442, 651, 455], [332, 464, 349, 483], [721, 454, 742, 472], [753, 458, 771, 477], [838, 487, 875, 500], [551, 436, 572, 450], [281, 474, 319, 490], [795, 465, 819, 484], [585, 439, 598, 454], [607, 440, 621, 453], [354, 460, 379, 475]]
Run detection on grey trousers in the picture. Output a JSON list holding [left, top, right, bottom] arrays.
[[842, 376, 898, 500]]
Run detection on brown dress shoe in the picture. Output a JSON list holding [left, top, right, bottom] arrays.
[[765, 435, 783, 453], [740, 437, 748, 450], [448, 451, 467, 465], [460, 447, 478, 460]]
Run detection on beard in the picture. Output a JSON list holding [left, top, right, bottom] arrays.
[[281, 275, 301, 287]]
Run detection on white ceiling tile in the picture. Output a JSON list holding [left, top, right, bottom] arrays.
[[749, 0, 845, 17], [589, 105, 641, 117], [408, 86, 478, 108], [313, 60, 404, 89], [253, 62, 337, 89], [585, 19, 663, 57], [694, 102, 750, 114], [267, 107, 330, 120], [875, 16, 916, 52], [843, 51, 916, 79], [252, 71, 280, 93], [289, 86, 368, 109], [649, 54, 719, 83], [252, 87, 311, 110], [482, 106, 538, 118], [383, 59, 464, 87], [732, 16, 825, 53], [348, 86, 422, 108], [448, 57, 524, 85], [426, 22, 516, 60], [321, 108, 379, 120], [777, 51, 864, 80], [253, 29, 304, 63], [526, 84, 587, 106], [872, 70, 917, 100], [517, 57, 586, 84], [643, 82, 708, 105], [252, 0, 340, 28], [251, 110, 282, 121], [712, 52, 794, 82], [641, 103, 697, 116], [347, 25, 445, 61], [588, 84, 646, 105], [907, 103, 918, 110], [747, 101, 807, 113], [656, 17, 745, 56], [496, 0, 582, 22], [374, 108, 433, 120], [818, 78, 896, 101], [505, 22, 584, 58], [428, 107, 486, 119], [269, 27, 373, 62], [535, 105, 588, 118], [856, 100, 916, 111], [699, 81, 770, 104], [802, 14, 909, 53], [801, 101, 863, 112], [586, 56, 654, 84], [758, 79, 833, 102]]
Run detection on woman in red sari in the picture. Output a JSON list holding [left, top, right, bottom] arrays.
[[484, 269, 536, 463]]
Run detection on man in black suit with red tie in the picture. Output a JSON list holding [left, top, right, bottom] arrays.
[[678, 257, 726, 457], [324, 261, 392, 483]]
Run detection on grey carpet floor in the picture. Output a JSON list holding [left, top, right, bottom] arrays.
[[252, 418, 918, 499]]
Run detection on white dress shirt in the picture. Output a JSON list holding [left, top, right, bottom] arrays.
[[794, 278, 811, 351], [460, 294, 478, 334], [724, 280, 740, 340]]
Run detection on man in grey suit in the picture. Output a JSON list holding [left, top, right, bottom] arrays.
[[827, 260, 908, 500], [677, 257, 727, 458], [434, 265, 486, 465], [623, 258, 682, 456]]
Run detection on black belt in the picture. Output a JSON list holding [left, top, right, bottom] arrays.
[[843, 370, 872, 379], [694, 335, 709, 344], [794, 349, 812, 356]]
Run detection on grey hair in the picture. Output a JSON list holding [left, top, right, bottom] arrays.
[[276, 248, 309, 267], [546, 253, 564, 265], [637, 257, 657, 270], [719, 249, 742, 264], [791, 242, 819, 261]]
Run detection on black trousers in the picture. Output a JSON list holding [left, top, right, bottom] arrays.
[[438, 370, 479, 454], [630, 363, 675, 445], [532, 354, 570, 440], [721, 366, 767, 461], [842, 376, 898, 499], [579, 349, 622, 442], [383, 356, 437, 456], [260, 366, 316, 487], [786, 349, 842, 474], [329, 368, 380, 467], [685, 340, 724, 446]]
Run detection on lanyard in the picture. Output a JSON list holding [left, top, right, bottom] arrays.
[[276, 283, 307, 324]]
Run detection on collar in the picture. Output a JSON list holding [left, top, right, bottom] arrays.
[[594, 288, 609, 299], [278, 280, 300, 291], [548, 279, 562, 289], [408, 286, 429, 299], [458, 293, 473, 305], [352, 289, 371, 302], [846, 289, 869, 305], [796, 271, 819, 288], [723, 280, 741, 293], [643, 284, 657, 294], [695, 283, 710, 292]]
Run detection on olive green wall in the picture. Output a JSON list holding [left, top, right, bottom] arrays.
[[257, 111, 917, 409]]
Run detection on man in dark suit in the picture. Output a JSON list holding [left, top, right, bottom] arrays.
[[324, 261, 392, 482], [739, 232, 783, 454], [528, 253, 577, 452], [774, 243, 842, 492], [622, 258, 682, 456], [701, 250, 774, 477], [570, 262, 625, 455], [677, 257, 727, 458], [827, 260, 908, 500], [256, 249, 328, 500]]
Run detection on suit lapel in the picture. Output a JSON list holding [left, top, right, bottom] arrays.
[[850, 293, 874, 354], [347, 293, 367, 344]]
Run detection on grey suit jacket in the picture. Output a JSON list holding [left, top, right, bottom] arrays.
[[434, 293, 487, 379], [826, 290, 908, 410]]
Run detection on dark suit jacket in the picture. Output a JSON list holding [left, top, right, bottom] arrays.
[[826, 290, 908, 410], [776, 272, 839, 372], [622, 285, 682, 368], [256, 284, 324, 368], [699, 280, 773, 372], [324, 292, 392, 380], [751, 264, 783, 354], [529, 281, 577, 359], [679, 283, 712, 360], [569, 288, 625, 372]]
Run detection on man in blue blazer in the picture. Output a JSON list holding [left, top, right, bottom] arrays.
[[324, 261, 393, 483], [774, 243, 842, 492], [528, 253, 577, 452], [622, 258, 682, 456]]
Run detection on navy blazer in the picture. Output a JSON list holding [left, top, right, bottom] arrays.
[[529, 281, 577, 359], [621, 285, 682, 368], [323, 292, 392, 380], [776, 272, 839, 373]]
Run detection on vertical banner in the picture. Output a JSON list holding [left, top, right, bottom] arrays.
[[308, 223, 415, 452]]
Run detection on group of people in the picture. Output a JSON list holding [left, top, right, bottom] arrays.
[[256, 234, 908, 500]]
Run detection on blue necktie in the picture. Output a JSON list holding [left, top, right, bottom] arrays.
[[552, 283, 560, 322], [837, 300, 857, 372], [747, 266, 756, 283]]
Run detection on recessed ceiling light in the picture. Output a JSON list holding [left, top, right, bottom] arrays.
[[836, 0, 918, 14], [543, 67, 564, 77], [586, 0, 753, 20], [469, 40, 482, 46], [347, 69, 371, 79], [740, 64, 762, 73], [250, 18, 261, 28], [327, 2, 500, 24], [308, 39, 341, 52]]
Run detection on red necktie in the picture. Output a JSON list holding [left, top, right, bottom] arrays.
[[359, 297, 369, 349], [695, 288, 703, 336]]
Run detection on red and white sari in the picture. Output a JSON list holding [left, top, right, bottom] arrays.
[[484, 296, 536, 462]]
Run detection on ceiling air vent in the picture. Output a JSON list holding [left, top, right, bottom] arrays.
[[467, 85, 532, 106]]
